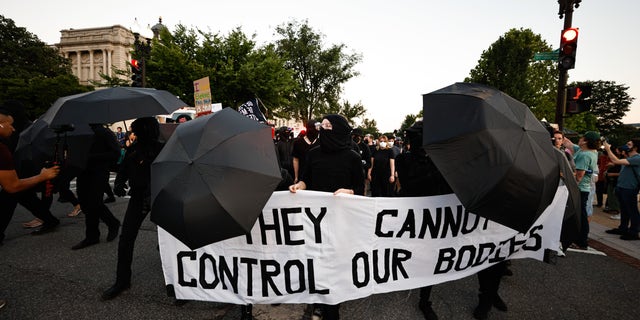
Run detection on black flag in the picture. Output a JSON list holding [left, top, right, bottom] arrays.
[[237, 98, 266, 123]]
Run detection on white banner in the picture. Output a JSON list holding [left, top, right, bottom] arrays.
[[158, 186, 567, 305]]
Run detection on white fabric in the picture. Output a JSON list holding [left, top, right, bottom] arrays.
[[158, 186, 568, 304]]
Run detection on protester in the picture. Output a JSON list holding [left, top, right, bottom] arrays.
[[275, 126, 294, 179], [102, 117, 164, 300], [553, 130, 575, 173], [395, 121, 452, 320], [291, 120, 319, 183], [72, 123, 121, 250], [0, 102, 61, 240], [563, 131, 600, 249], [596, 149, 610, 207], [368, 134, 396, 197], [289, 114, 364, 320], [603, 139, 640, 240], [351, 128, 371, 173], [604, 146, 624, 219], [115, 126, 126, 147], [0, 106, 59, 309]]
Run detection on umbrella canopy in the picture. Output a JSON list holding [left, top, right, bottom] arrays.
[[554, 148, 581, 249], [15, 118, 94, 175], [41, 87, 186, 126], [150, 108, 282, 249], [423, 82, 560, 232]]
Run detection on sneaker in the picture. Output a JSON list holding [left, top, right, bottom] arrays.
[[569, 243, 588, 250], [620, 233, 640, 241], [610, 214, 621, 220]]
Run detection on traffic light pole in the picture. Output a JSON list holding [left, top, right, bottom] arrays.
[[133, 33, 151, 88], [555, 0, 580, 130]]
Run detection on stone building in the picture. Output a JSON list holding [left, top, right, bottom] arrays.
[[55, 25, 139, 86]]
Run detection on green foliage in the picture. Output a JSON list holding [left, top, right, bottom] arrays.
[[465, 28, 557, 120], [326, 100, 366, 126], [146, 25, 296, 116], [0, 15, 91, 118], [275, 20, 362, 122], [360, 118, 380, 137]]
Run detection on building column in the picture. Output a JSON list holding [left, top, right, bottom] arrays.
[[76, 51, 82, 81], [107, 49, 112, 77], [89, 50, 94, 83]]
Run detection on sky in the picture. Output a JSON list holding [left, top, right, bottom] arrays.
[[3, 0, 639, 132]]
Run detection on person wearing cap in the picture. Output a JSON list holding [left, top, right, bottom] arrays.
[[289, 114, 365, 320], [603, 139, 640, 240], [563, 131, 601, 249]]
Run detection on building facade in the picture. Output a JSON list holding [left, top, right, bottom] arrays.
[[55, 25, 137, 86]]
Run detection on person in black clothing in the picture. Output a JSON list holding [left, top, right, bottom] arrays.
[[292, 120, 320, 183], [275, 126, 295, 179], [102, 117, 164, 300], [0, 101, 61, 239], [289, 114, 364, 320], [397, 121, 508, 320], [72, 124, 121, 250], [396, 121, 452, 320], [351, 127, 371, 173], [369, 134, 396, 197]]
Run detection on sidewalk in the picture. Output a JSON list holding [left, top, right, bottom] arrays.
[[588, 201, 640, 263]]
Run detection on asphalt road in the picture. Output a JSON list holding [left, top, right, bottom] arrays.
[[1, 193, 639, 320]]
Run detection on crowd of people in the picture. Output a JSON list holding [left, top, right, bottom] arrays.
[[2, 99, 639, 319]]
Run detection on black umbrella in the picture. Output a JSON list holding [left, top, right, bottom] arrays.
[[41, 87, 186, 126], [15, 118, 94, 175], [554, 148, 581, 249], [423, 82, 560, 232], [150, 108, 282, 249]]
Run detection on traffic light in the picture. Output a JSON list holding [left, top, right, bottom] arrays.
[[565, 85, 592, 114], [130, 59, 143, 87], [559, 28, 579, 70]]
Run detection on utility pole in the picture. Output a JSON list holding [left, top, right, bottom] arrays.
[[555, 0, 581, 130]]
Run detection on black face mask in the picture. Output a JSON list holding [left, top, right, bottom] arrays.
[[319, 128, 350, 153]]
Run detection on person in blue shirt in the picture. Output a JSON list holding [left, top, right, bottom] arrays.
[[564, 131, 600, 249], [603, 139, 640, 240]]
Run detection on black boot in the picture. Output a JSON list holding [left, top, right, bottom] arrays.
[[418, 299, 438, 320], [240, 304, 253, 320], [493, 294, 508, 312], [473, 293, 492, 320]]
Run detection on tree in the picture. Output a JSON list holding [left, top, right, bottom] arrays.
[[275, 20, 362, 123], [145, 25, 296, 117], [565, 80, 635, 138], [327, 100, 366, 126], [0, 15, 91, 118], [197, 27, 296, 115], [360, 117, 380, 138], [465, 28, 557, 121]]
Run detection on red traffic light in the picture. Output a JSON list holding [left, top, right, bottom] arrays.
[[131, 59, 140, 69], [562, 28, 579, 42], [559, 28, 579, 70]]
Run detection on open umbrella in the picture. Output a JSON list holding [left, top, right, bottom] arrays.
[[41, 87, 186, 126], [150, 108, 282, 249], [15, 118, 94, 175], [423, 82, 560, 232]]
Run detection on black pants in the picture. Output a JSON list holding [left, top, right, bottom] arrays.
[[77, 169, 120, 242], [477, 261, 507, 295], [114, 193, 150, 285], [0, 189, 60, 242]]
